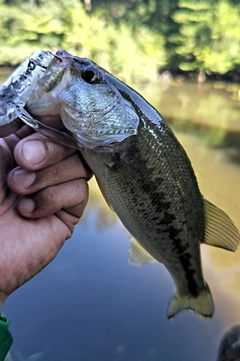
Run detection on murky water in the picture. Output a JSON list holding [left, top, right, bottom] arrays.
[[1, 69, 240, 361]]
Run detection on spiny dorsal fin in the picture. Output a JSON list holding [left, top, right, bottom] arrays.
[[203, 199, 240, 252], [128, 238, 157, 265]]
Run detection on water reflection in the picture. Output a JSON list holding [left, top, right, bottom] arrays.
[[134, 79, 240, 150], [2, 209, 221, 361]]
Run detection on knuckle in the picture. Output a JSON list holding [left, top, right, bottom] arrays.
[[47, 163, 63, 178], [45, 186, 59, 202], [75, 178, 89, 198]]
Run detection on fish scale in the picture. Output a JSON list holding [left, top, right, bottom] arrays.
[[81, 115, 206, 299], [25, 49, 240, 319]]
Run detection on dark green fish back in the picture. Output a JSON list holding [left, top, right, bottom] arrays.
[[82, 113, 206, 298]]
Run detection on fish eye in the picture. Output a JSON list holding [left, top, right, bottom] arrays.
[[82, 67, 98, 83]]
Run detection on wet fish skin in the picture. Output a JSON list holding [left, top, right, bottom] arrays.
[[28, 50, 240, 318], [60, 54, 214, 318], [81, 106, 211, 318]]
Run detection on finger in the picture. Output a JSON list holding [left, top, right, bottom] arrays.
[[0, 119, 23, 138], [1, 114, 64, 143], [8, 153, 92, 194], [36, 114, 65, 130], [3, 124, 34, 153], [1, 113, 67, 151], [14, 133, 76, 171], [17, 178, 89, 222], [0, 139, 14, 205]]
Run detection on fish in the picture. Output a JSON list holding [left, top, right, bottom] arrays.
[[26, 49, 240, 319], [0, 51, 52, 126]]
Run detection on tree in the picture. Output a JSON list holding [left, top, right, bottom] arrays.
[[173, 0, 240, 75]]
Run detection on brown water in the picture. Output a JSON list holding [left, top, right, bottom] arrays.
[[1, 68, 240, 361]]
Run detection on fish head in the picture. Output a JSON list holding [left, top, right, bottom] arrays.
[[27, 50, 139, 149], [58, 56, 140, 148]]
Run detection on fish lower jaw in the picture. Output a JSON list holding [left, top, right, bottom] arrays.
[[63, 125, 136, 149]]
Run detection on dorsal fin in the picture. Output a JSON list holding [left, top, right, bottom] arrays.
[[128, 238, 157, 265], [203, 199, 240, 252]]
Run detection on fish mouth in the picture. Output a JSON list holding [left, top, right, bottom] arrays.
[[72, 130, 137, 149], [78, 126, 138, 144]]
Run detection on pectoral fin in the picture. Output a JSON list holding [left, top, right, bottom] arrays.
[[128, 237, 157, 265], [203, 199, 240, 252]]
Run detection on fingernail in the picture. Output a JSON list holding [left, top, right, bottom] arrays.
[[22, 140, 46, 165], [13, 169, 36, 189], [19, 198, 35, 213]]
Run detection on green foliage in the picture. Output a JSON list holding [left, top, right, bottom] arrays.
[[0, 0, 240, 80], [0, 0, 165, 83], [173, 0, 240, 74], [204, 1, 240, 73]]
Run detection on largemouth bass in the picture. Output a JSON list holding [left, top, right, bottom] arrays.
[[27, 50, 240, 319]]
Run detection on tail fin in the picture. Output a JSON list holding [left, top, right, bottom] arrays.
[[167, 283, 214, 319]]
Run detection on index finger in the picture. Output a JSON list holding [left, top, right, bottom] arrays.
[[1, 114, 66, 152], [14, 132, 76, 171], [0, 113, 65, 139], [0, 118, 23, 138], [36, 114, 66, 130]]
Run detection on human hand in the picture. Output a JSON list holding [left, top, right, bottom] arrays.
[[0, 116, 92, 307]]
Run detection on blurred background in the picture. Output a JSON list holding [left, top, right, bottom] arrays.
[[1, 0, 240, 81], [1, 1, 240, 360]]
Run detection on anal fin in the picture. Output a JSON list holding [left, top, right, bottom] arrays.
[[128, 237, 157, 265], [203, 198, 240, 252]]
